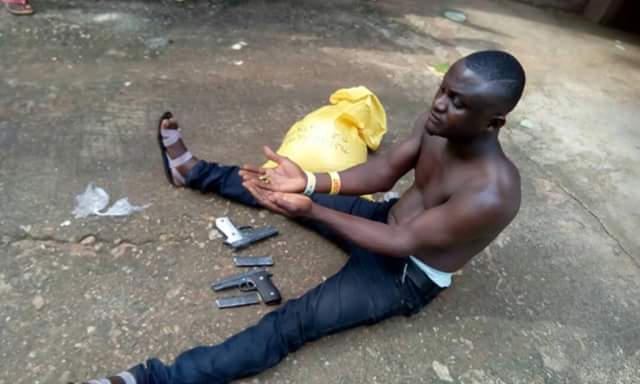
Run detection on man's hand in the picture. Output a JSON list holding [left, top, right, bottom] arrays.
[[243, 178, 312, 218], [239, 146, 307, 193]]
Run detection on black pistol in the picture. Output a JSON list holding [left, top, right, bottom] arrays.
[[211, 268, 282, 307], [215, 217, 278, 250]]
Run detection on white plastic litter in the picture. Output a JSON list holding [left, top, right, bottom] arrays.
[[72, 183, 149, 218], [231, 41, 248, 50]]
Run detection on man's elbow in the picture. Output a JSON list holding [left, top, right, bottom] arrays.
[[391, 231, 452, 258], [389, 232, 421, 257]]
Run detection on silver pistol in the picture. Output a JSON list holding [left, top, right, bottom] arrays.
[[215, 217, 278, 250]]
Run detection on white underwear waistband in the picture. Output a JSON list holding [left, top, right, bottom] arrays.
[[409, 256, 453, 288]]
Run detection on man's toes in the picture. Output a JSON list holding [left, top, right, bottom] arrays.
[[167, 118, 179, 129], [160, 117, 179, 130]]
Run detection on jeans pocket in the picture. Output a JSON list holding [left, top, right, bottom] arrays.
[[398, 281, 425, 316]]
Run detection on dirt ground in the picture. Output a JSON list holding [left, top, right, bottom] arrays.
[[1, 1, 639, 383]]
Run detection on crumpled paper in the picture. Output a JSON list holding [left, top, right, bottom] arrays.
[[72, 183, 150, 218]]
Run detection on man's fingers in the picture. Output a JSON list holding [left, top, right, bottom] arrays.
[[240, 164, 266, 175], [262, 192, 291, 216], [243, 179, 266, 198], [244, 181, 269, 206], [272, 193, 302, 213], [272, 195, 293, 212], [238, 170, 256, 181], [242, 171, 277, 191], [239, 171, 263, 184], [243, 181, 289, 216], [244, 179, 290, 214], [263, 146, 286, 165], [239, 165, 265, 182]]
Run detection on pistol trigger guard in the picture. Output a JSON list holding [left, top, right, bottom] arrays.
[[239, 281, 256, 292]]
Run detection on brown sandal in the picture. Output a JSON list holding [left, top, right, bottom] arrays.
[[4, 0, 34, 15], [157, 112, 193, 187]]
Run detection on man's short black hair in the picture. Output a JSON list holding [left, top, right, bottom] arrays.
[[464, 50, 526, 113]]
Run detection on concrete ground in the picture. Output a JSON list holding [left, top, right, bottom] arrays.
[[1, 0, 639, 383]]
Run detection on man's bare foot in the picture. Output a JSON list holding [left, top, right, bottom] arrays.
[[158, 112, 199, 186]]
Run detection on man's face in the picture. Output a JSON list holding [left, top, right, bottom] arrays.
[[424, 60, 499, 140]]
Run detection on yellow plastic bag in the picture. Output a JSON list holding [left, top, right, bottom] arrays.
[[264, 86, 387, 173]]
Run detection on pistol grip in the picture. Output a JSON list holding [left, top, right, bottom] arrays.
[[254, 274, 281, 305]]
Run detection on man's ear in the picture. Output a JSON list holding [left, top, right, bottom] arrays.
[[488, 115, 506, 131]]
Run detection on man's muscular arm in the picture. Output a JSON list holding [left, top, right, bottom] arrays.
[[241, 114, 427, 196], [303, 187, 516, 258], [313, 116, 426, 195]]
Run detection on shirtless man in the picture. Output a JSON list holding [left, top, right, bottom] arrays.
[[86, 50, 525, 384]]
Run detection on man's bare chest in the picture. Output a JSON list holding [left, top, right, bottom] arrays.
[[414, 155, 451, 208], [413, 141, 472, 209]]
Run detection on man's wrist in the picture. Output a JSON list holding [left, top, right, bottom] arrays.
[[314, 173, 332, 194], [303, 171, 316, 196], [303, 201, 320, 219]]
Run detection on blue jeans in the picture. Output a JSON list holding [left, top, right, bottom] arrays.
[[128, 161, 443, 384]]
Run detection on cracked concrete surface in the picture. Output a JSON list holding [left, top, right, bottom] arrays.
[[513, 144, 638, 269], [1, 0, 639, 383]]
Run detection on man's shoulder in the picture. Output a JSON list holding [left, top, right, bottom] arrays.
[[496, 154, 521, 198], [449, 154, 520, 229], [409, 112, 429, 141], [475, 155, 521, 222]]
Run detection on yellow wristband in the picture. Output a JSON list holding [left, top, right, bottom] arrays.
[[328, 171, 341, 195]]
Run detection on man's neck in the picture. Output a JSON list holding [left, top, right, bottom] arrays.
[[445, 130, 501, 160]]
